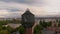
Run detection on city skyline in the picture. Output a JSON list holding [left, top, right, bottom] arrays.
[[0, 0, 60, 18]]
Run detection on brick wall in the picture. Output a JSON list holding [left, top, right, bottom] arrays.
[[25, 28, 33, 34]]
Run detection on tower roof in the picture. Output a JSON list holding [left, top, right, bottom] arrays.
[[22, 8, 34, 16]]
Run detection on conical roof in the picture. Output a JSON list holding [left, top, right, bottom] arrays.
[[22, 8, 34, 16]]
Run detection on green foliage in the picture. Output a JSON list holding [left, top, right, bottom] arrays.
[[47, 21, 52, 27], [58, 23, 60, 27], [39, 20, 47, 28], [39, 20, 52, 28], [0, 25, 11, 34], [58, 24, 60, 27], [56, 19, 58, 22], [0, 25, 7, 30], [58, 20, 60, 27], [16, 25, 25, 34], [34, 25, 42, 34], [0, 20, 21, 34], [0, 20, 21, 25], [0, 20, 7, 25], [35, 20, 52, 34], [7, 26, 14, 32], [0, 30, 10, 34], [0, 25, 3, 30]]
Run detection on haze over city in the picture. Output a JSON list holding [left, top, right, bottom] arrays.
[[0, 0, 60, 18]]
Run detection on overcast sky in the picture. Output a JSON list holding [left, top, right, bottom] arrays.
[[0, 0, 60, 18]]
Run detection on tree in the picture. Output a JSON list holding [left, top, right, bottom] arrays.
[[39, 20, 47, 28], [34, 25, 42, 34], [39, 20, 52, 28], [0, 20, 8, 25], [7, 26, 14, 33], [58, 20, 60, 27], [0, 25, 3, 30], [0, 30, 10, 34], [16, 25, 25, 34], [47, 21, 52, 27]]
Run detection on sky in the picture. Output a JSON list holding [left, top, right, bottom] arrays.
[[0, 0, 60, 18]]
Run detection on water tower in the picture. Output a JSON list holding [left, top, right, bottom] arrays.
[[21, 8, 35, 34]]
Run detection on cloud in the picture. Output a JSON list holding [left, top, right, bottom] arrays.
[[0, 10, 24, 18], [0, 0, 60, 18], [0, 1, 24, 18], [0, 0, 34, 5], [43, 0, 60, 15], [0, 1, 44, 18], [0, 0, 44, 6], [0, 10, 9, 18]]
